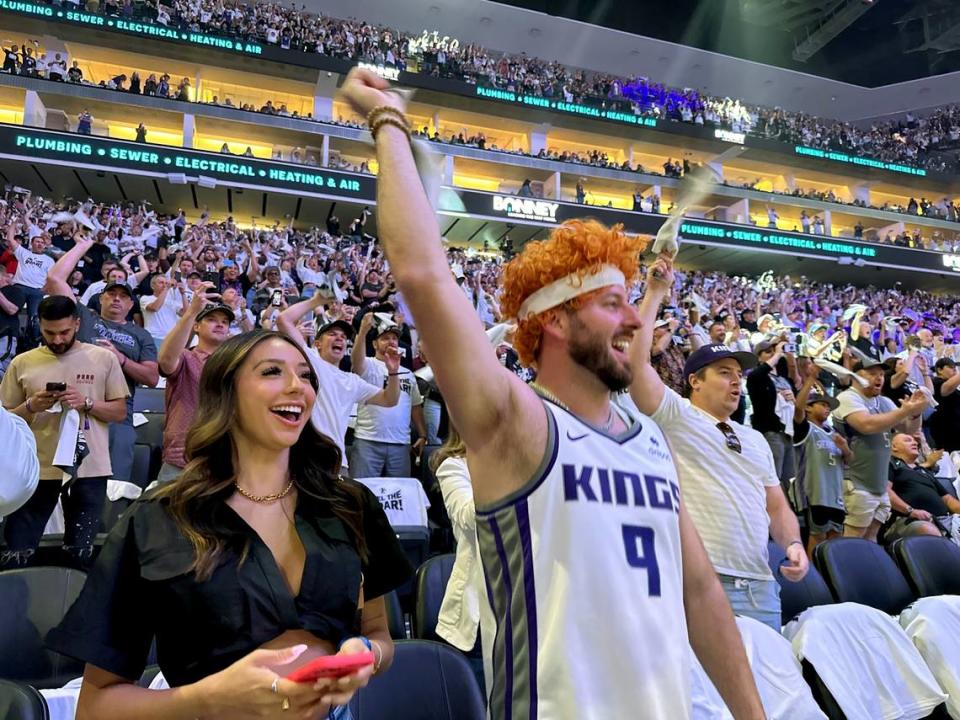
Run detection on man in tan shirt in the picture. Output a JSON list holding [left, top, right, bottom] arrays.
[[0, 296, 127, 568]]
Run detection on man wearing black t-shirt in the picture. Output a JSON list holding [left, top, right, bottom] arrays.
[[931, 358, 960, 452], [884, 434, 957, 543]]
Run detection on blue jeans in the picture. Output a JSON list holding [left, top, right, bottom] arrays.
[[718, 574, 782, 633], [330, 706, 352, 720], [349, 437, 410, 478]]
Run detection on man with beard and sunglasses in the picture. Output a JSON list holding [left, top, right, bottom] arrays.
[[631, 259, 808, 632], [0, 295, 128, 568], [336, 67, 764, 720]]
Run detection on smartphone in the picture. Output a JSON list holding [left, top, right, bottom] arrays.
[[46, 382, 66, 393], [784, 343, 797, 354], [286, 652, 375, 683], [271, 289, 283, 306], [174, 271, 182, 282]]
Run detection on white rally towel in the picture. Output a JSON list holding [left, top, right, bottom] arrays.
[[353, 477, 430, 528], [784, 603, 946, 720], [51, 408, 82, 472], [899, 596, 960, 720], [690, 617, 826, 720]]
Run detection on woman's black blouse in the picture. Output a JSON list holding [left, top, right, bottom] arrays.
[[47, 484, 412, 687]]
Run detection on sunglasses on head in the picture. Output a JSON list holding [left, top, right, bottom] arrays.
[[716, 421, 742, 454]]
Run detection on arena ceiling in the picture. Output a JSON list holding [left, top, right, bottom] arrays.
[[498, 0, 960, 87]]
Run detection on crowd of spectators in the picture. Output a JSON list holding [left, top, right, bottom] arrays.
[[7, 34, 960, 248], [6, 0, 960, 174]]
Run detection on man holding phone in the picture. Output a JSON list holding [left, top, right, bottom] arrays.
[[0, 295, 128, 568], [44, 237, 159, 490]]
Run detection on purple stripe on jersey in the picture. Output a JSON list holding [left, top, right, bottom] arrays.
[[490, 514, 514, 720], [515, 499, 539, 718]]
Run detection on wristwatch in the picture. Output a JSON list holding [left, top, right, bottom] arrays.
[[83, 397, 93, 412]]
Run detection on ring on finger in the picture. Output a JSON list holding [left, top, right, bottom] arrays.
[[281, 697, 291, 711], [271, 677, 280, 694]]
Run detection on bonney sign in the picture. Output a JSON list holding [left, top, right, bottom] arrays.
[[492, 195, 559, 222]]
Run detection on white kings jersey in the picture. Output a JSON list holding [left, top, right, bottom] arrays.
[[475, 398, 690, 720]]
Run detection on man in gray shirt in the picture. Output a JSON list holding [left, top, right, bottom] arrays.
[[832, 347, 927, 541]]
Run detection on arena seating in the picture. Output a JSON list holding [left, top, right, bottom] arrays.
[[0, 567, 86, 689], [767, 540, 834, 626], [813, 538, 917, 614], [0, 679, 48, 720], [891, 537, 960, 598], [347, 640, 486, 720], [413, 553, 455, 643]]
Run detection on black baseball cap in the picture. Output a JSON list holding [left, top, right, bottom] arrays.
[[806, 392, 839, 411], [683, 343, 757, 379], [851, 344, 885, 372], [317, 319, 354, 339], [102, 281, 133, 298], [196, 303, 235, 323]]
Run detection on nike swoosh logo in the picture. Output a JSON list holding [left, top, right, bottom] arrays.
[[566, 431, 589, 442]]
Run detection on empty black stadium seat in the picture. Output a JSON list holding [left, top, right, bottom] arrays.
[[134, 412, 165, 480], [767, 540, 834, 625], [384, 590, 407, 640], [813, 538, 916, 615], [131, 443, 152, 490], [414, 554, 455, 642], [394, 526, 431, 611], [890, 536, 960, 597], [348, 640, 485, 720], [0, 679, 49, 720], [0, 567, 86, 688], [133, 386, 165, 414]]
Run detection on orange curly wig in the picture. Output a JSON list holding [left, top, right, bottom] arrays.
[[500, 219, 647, 366]]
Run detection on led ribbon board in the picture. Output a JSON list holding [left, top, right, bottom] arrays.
[[473, 87, 657, 128], [6, 126, 375, 200], [0, 0, 264, 54], [794, 145, 926, 177]]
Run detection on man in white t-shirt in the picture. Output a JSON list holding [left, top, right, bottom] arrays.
[[277, 296, 400, 472], [350, 312, 427, 479], [6, 230, 54, 344], [631, 258, 808, 632], [140, 274, 187, 344]]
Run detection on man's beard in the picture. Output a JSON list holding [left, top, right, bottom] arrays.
[[567, 314, 632, 392], [47, 333, 77, 355]]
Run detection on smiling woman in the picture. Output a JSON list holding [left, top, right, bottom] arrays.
[[47, 330, 412, 720]]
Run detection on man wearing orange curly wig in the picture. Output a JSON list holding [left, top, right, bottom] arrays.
[[339, 67, 764, 720]]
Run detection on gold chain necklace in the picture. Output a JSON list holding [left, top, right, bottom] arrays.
[[529, 382, 616, 432], [234, 479, 295, 504]]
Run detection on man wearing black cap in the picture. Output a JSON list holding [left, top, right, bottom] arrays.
[[277, 295, 401, 473], [792, 362, 850, 556], [155, 284, 233, 482], [632, 261, 808, 631], [930, 358, 960, 452], [831, 345, 928, 541], [46, 237, 159, 490]]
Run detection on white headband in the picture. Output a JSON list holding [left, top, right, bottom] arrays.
[[517, 264, 625, 320]]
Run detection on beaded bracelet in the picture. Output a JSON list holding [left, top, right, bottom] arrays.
[[370, 115, 412, 141], [367, 104, 408, 129]]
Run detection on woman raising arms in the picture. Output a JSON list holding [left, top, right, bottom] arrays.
[[49, 330, 412, 719]]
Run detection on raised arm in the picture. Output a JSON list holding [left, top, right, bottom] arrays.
[[276, 293, 324, 351], [351, 311, 374, 376], [794, 361, 819, 424], [158, 284, 214, 376], [844, 391, 927, 435], [45, 235, 93, 297], [338, 69, 541, 491], [628, 256, 673, 416]]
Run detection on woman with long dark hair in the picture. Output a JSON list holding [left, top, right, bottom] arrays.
[[49, 330, 412, 719]]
